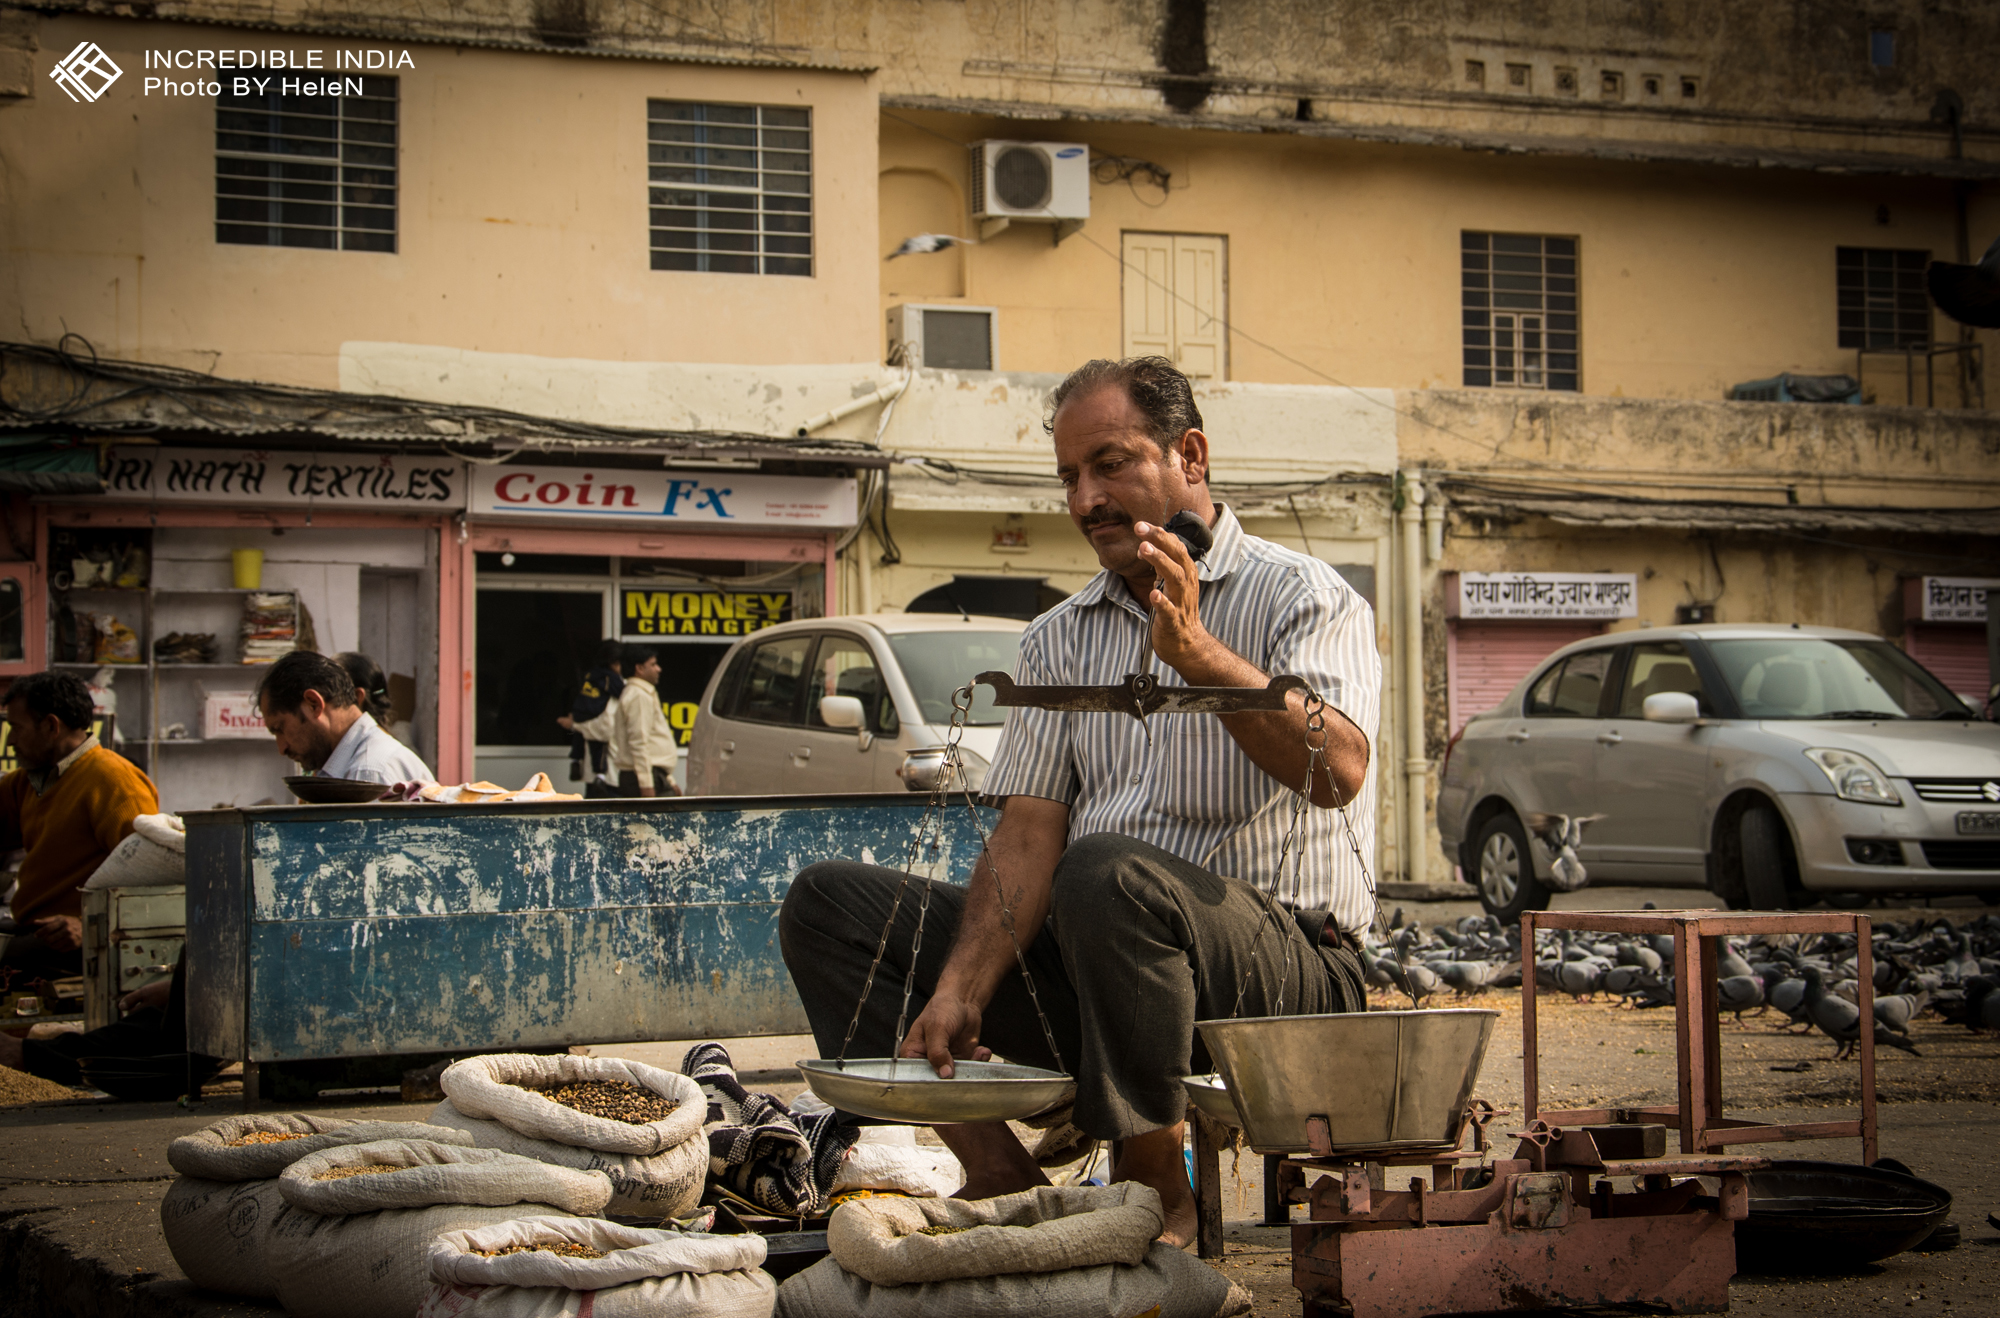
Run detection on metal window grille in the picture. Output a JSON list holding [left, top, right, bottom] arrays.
[[648, 101, 812, 277], [1836, 247, 1930, 349], [1461, 232, 1578, 390], [215, 77, 397, 252]]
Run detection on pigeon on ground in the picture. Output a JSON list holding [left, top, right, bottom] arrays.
[[1765, 971, 1813, 1031], [1718, 941, 1755, 982], [1439, 960, 1520, 998], [1873, 990, 1929, 1037], [1803, 966, 1920, 1060], [1718, 975, 1765, 1022], [1553, 959, 1604, 1001], [886, 233, 976, 259]]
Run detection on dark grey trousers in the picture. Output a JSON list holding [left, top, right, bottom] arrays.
[[779, 831, 1366, 1140]]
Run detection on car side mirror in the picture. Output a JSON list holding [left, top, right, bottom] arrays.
[[819, 695, 865, 730], [1642, 691, 1700, 724]]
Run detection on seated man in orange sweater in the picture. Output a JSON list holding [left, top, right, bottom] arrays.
[[0, 670, 158, 985]]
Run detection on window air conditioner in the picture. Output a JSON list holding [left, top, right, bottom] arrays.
[[969, 141, 1090, 225], [887, 304, 998, 371]]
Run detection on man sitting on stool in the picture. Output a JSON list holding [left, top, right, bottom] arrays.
[[0, 670, 158, 1076]]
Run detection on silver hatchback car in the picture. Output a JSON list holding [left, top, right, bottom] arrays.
[[1437, 624, 2000, 919], [685, 613, 1026, 797]]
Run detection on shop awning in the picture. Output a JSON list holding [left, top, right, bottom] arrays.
[[0, 433, 102, 495], [1444, 490, 2000, 536], [0, 342, 890, 471]]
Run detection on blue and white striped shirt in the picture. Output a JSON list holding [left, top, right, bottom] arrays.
[[984, 506, 1382, 935]]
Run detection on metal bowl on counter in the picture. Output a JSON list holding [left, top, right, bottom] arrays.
[[1195, 1008, 1498, 1154], [797, 1058, 1072, 1125], [284, 775, 392, 805]]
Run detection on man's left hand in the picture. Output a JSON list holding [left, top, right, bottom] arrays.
[[1135, 520, 1215, 675], [32, 915, 81, 953]]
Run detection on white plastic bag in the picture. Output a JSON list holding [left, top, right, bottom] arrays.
[[775, 1243, 1238, 1318], [278, 1139, 612, 1217], [417, 1215, 775, 1318]]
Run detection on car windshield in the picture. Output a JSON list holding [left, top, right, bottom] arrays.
[[1707, 637, 1973, 720], [886, 630, 1024, 726]]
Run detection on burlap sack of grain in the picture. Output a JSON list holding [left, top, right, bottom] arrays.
[[82, 813, 184, 889], [433, 1053, 707, 1216], [266, 1139, 611, 1318], [415, 1215, 776, 1318], [429, 1096, 707, 1219], [774, 1243, 1240, 1318], [830, 1182, 1161, 1284], [160, 1114, 476, 1300]]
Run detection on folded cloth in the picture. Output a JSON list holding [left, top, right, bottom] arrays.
[[681, 1042, 854, 1216]]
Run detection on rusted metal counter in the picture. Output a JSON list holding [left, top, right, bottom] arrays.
[[184, 794, 986, 1066]]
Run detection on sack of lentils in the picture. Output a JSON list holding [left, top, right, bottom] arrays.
[[430, 1053, 707, 1219], [417, 1215, 775, 1318], [266, 1138, 612, 1318], [160, 1113, 475, 1300]]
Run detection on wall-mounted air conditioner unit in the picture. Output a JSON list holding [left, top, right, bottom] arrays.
[[969, 140, 1089, 241], [888, 304, 998, 371]]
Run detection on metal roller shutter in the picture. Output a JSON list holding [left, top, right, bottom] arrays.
[[1447, 620, 1605, 736], [1905, 624, 1992, 705]]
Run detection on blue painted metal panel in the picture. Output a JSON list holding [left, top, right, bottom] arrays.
[[184, 794, 992, 1063]]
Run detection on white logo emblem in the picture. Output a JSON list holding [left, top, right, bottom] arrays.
[[49, 41, 124, 103], [1984, 780, 2000, 802]]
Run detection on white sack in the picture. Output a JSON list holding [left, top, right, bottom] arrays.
[[133, 813, 186, 852], [774, 1242, 1239, 1318], [828, 1182, 1161, 1286], [831, 1141, 963, 1199], [159, 1176, 299, 1301], [279, 1139, 612, 1217], [268, 1200, 567, 1318], [82, 827, 182, 889], [416, 1216, 773, 1318], [440, 1053, 705, 1156], [169, 1113, 471, 1181], [428, 1097, 707, 1219]]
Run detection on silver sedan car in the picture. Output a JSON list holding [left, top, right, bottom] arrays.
[[1437, 624, 2000, 919]]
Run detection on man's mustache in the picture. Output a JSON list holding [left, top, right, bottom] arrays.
[[1080, 512, 1128, 531]]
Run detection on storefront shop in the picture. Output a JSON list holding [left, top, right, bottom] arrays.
[[7, 441, 863, 805], [19, 446, 461, 813], [1903, 576, 1998, 705], [457, 463, 857, 788], [1443, 571, 1639, 735]]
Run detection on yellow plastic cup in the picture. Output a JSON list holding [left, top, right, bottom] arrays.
[[231, 548, 264, 590]]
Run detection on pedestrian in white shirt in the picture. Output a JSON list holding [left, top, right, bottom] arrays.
[[610, 646, 679, 797], [258, 651, 435, 786]]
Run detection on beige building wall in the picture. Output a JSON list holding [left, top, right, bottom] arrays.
[[4, 15, 881, 386], [881, 108, 1998, 403]]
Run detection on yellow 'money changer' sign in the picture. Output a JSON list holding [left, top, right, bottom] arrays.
[[622, 588, 791, 638]]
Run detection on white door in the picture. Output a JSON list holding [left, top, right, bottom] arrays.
[[1122, 232, 1226, 379]]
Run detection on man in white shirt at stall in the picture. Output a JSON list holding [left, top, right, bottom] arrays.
[[258, 650, 435, 786]]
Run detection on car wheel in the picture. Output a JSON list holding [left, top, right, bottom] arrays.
[[1739, 803, 1800, 910], [1474, 812, 1549, 924]]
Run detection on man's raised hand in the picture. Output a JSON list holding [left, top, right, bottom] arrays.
[[1134, 520, 1212, 674]]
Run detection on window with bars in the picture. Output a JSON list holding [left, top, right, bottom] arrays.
[[215, 78, 397, 251], [1837, 247, 1931, 349], [647, 101, 811, 276], [1461, 232, 1578, 391]]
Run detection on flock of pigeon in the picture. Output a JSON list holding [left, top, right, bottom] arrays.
[[1357, 908, 2000, 1060]]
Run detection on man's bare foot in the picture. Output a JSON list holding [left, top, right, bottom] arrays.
[[935, 1120, 1051, 1201], [1108, 1121, 1198, 1247]]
